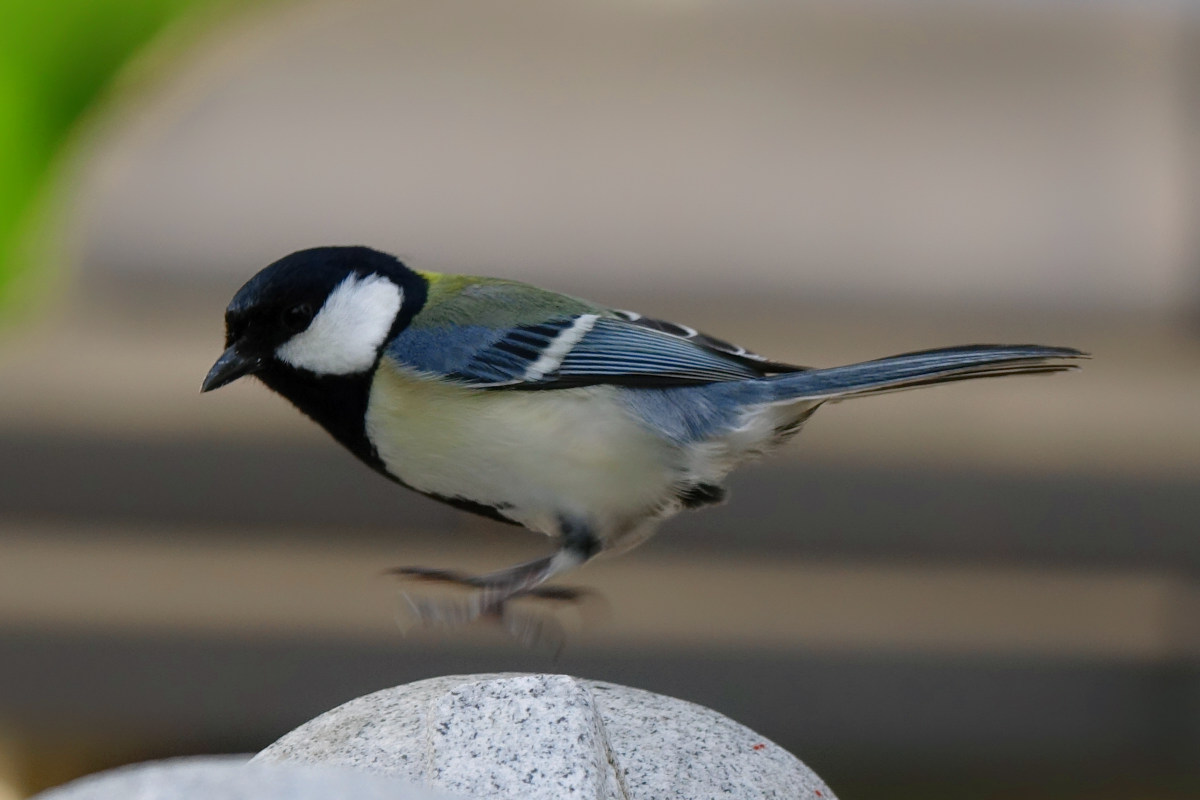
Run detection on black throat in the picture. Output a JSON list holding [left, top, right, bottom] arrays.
[[256, 367, 386, 473]]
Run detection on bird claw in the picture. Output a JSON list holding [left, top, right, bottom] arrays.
[[390, 565, 600, 655], [396, 590, 567, 656], [500, 606, 567, 656]]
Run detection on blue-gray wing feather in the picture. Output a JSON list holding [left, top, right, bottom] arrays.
[[386, 314, 783, 388]]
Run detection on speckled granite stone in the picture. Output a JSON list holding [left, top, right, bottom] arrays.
[[254, 673, 836, 800], [32, 756, 461, 799], [428, 675, 626, 799]]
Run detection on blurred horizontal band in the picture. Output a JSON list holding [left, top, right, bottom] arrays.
[[0, 524, 1194, 662], [0, 431, 1195, 569]]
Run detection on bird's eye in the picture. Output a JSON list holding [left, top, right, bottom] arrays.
[[225, 314, 247, 345], [281, 303, 314, 333]]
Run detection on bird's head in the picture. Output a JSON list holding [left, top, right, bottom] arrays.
[[202, 246, 424, 392]]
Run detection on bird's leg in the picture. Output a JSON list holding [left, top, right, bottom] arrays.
[[393, 556, 569, 600], [392, 519, 602, 618]]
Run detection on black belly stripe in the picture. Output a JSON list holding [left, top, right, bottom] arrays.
[[368, 462, 524, 528], [421, 491, 521, 526], [678, 483, 727, 509]]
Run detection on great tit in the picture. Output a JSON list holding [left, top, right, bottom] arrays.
[[202, 246, 1083, 615]]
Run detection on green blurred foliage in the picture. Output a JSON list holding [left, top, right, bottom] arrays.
[[0, 0, 228, 314]]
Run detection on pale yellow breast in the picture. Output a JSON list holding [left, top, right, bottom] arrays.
[[364, 359, 677, 536]]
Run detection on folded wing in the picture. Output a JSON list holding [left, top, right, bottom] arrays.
[[389, 305, 803, 389]]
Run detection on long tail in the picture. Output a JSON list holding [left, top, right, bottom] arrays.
[[766, 344, 1086, 402]]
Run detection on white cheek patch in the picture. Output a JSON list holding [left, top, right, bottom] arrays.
[[276, 273, 403, 375]]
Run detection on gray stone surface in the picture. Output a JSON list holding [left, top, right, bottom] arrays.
[[32, 756, 461, 799], [255, 673, 836, 800]]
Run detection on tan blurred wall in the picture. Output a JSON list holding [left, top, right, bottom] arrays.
[[72, 0, 1194, 311]]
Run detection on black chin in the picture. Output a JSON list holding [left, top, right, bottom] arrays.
[[255, 364, 384, 471]]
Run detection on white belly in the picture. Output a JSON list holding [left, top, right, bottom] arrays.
[[364, 359, 679, 537]]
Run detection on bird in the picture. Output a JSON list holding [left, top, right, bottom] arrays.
[[202, 246, 1084, 620]]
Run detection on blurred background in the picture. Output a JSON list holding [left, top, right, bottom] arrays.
[[2, 0, 1199, 797]]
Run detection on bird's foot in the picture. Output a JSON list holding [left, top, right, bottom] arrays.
[[388, 565, 600, 654], [399, 592, 569, 654]]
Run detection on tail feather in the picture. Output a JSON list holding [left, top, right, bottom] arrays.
[[766, 344, 1086, 402]]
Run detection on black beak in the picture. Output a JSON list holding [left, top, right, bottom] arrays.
[[201, 344, 262, 392]]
